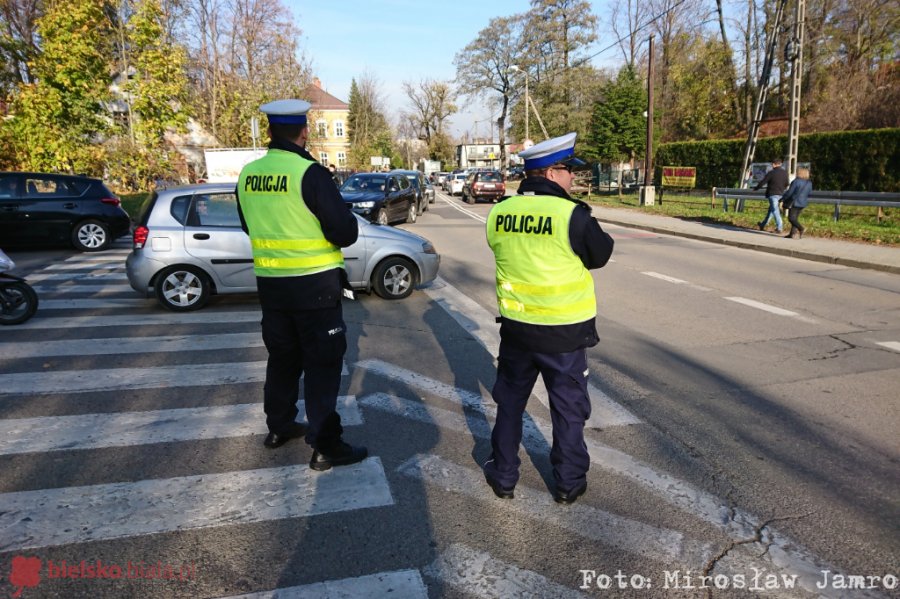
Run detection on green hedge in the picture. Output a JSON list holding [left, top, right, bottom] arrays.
[[655, 128, 899, 191]]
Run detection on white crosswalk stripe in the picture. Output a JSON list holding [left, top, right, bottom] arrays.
[[27, 271, 129, 282], [400, 454, 713, 565], [32, 283, 135, 294], [0, 396, 362, 455], [423, 544, 589, 599], [2, 332, 266, 358], [0, 458, 393, 552], [13, 310, 261, 329], [0, 360, 350, 394], [221, 570, 428, 599]]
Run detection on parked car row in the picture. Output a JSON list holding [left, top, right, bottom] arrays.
[[339, 169, 436, 225]]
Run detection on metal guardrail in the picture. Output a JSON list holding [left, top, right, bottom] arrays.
[[713, 188, 900, 221]]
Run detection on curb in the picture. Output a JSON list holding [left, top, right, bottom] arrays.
[[598, 217, 900, 276]]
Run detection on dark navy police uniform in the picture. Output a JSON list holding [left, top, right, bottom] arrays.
[[485, 171, 614, 500]]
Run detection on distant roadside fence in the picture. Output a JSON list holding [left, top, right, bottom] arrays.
[[713, 188, 900, 222]]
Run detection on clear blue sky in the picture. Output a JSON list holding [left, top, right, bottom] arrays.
[[287, 0, 622, 140]]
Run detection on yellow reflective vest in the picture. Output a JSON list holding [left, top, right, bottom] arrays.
[[486, 195, 596, 325], [238, 150, 344, 277]]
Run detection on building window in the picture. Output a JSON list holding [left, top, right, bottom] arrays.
[[337, 152, 346, 166], [319, 152, 328, 166], [335, 121, 344, 137], [317, 121, 328, 138]]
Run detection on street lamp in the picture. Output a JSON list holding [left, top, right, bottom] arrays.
[[509, 65, 529, 144]]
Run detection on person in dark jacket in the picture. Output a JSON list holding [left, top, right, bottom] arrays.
[[754, 158, 789, 233], [483, 132, 614, 505], [236, 99, 367, 472], [781, 167, 812, 239]]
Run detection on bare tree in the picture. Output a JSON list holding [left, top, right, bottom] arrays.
[[401, 78, 457, 146], [609, 0, 647, 66], [454, 13, 528, 168]]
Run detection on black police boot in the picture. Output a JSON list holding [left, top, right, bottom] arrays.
[[263, 422, 307, 449], [554, 481, 587, 505], [484, 472, 514, 499], [309, 441, 368, 471]]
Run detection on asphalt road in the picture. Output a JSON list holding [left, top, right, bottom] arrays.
[[0, 191, 897, 599]]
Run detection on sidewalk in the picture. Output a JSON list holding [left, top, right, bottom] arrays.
[[595, 206, 900, 275]]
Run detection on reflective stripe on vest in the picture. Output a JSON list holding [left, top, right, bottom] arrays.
[[486, 195, 596, 325], [238, 150, 344, 277]]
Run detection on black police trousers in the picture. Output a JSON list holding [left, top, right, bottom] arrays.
[[260, 304, 347, 450], [485, 340, 592, 492]]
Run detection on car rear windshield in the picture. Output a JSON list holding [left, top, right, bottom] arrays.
[[480, 173, 502, 182]]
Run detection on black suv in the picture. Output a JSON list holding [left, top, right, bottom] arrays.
[[392, 169, 434, 215], [339, 172, 418, 225], [0, 172, 131, 251]]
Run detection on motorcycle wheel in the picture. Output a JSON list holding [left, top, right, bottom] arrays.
[[0, 281, 38, 325]]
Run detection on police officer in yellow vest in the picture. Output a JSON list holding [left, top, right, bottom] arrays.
[[484, 132, 614, 504], [237, 99, 367, 471]]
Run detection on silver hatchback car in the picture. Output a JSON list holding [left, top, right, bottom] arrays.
[[126, 183, 440, 311]]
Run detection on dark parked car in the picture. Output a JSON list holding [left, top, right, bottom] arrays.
[[392, 169, 434, 215], [0, 172, 130, 251], [339, 172, 418, 225], [461, 170, 506, 204]]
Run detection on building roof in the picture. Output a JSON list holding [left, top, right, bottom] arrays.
[[304, 78, 348, 110]]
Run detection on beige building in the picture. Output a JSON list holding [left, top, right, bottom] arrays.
[[305, 78, 350, 168]]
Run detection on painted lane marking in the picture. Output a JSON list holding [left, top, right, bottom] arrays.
[[422, 279, 640, 427], [424, 544, 589, 599], [875, 341, 900, 353], [11, 310, 261, 330], [725, 296, 818, 324], [63, 251, 129, 262], [0, 458, 393, 552], [0, 396, 362, 455], [1, 332, 266, 358], [437, 192, 487, 222], [641, 271, 711, 291], [222, 569, 428, 599], [642, 271, 688, 284], [0, 361, 348, 395], [399, 454, 712, 565]]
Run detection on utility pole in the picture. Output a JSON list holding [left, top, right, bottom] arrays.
[[641, 36, 656, 206], [785, 0, 806, 179], [739, 0, 789, 188]]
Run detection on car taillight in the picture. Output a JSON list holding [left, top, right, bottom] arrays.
[[101, 197, 121, 207], [133, 225, 149, 249]]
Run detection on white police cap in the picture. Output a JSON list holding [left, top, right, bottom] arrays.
[[518, 131, 586, 170], [260, 99, 311, 126]]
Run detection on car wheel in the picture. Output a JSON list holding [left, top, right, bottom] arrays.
[[72, 219, 110, 252], [376, 208, 389, 225], [372, 256, 417, 300], [155, 265, 211, 311], [405, 201, 417, 223]]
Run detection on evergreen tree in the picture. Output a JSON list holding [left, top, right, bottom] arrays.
[[588, 64, 646, 163]]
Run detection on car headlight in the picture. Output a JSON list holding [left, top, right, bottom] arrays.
[[353, 201, 375, 209], [422, 241, 437, 254]]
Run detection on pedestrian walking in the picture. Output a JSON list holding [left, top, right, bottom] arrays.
[[237, 99, 367, 471], [754, 158, 789, 233], [782, 167, 813, 239], [483, 132, 614, 505]]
